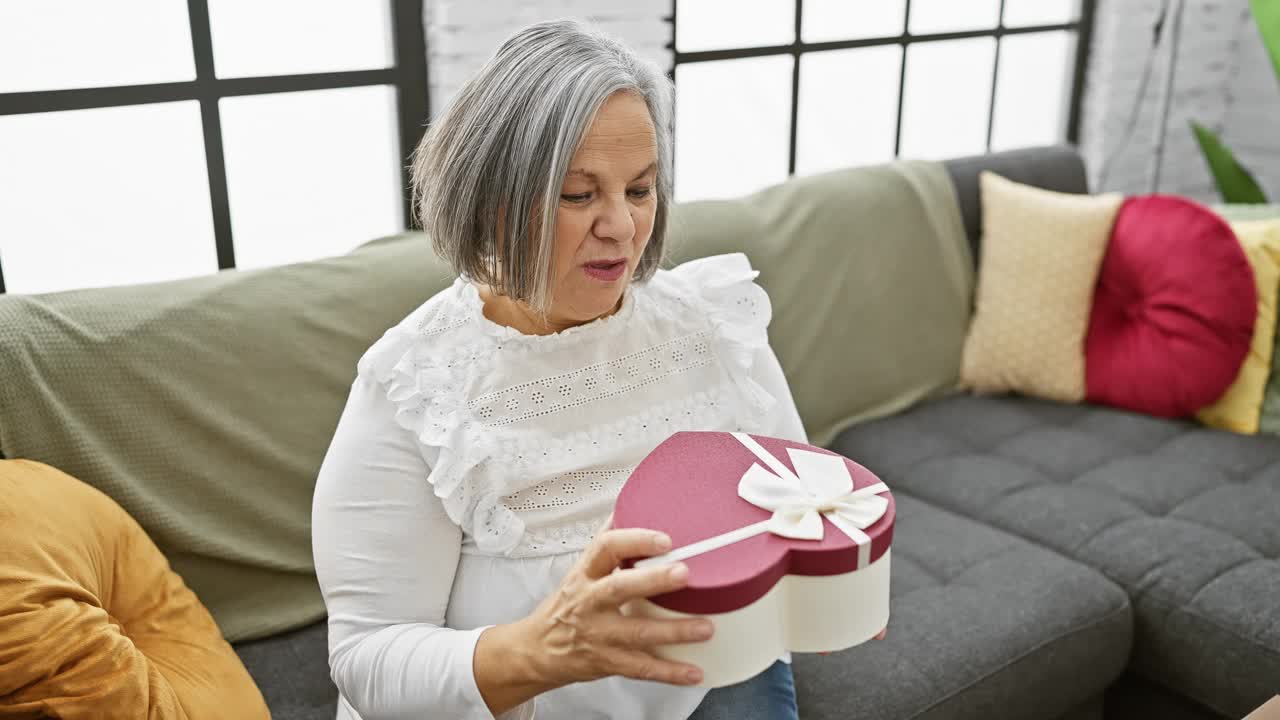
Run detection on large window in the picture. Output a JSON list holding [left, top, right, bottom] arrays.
[[0, 0, 428, 295], [670, 0, 1094, 201], [1, 2, 1095, 293]]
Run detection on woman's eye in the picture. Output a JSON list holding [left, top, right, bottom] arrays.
[[561, 188, 650, 203]]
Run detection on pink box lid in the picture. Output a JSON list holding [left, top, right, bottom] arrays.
[[614, 431, 895, 614]]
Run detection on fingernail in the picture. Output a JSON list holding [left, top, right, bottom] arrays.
[[669, 563, 688, 581], [685, 668, 703, 683], [654, 533, 672, 552], [695, 621, 714, 639]]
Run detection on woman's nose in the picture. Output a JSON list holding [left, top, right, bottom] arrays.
[[592, 191, 635, 244]]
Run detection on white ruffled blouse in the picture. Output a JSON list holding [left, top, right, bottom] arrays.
[[312, 253, 808, 720]]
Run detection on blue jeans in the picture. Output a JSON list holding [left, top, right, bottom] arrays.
[[687, 660, 798, 720]]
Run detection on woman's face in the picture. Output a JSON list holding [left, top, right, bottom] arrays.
[[547, 90, 658, 326]]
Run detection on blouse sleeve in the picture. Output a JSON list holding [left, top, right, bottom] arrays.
[[664, 253, 808, 447], [752, 343, 809, 445], [311, 373, 535, 720]]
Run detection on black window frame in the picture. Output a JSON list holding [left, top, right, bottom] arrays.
[[0, 0, 430, 295], [666, 0, 1096, 179]]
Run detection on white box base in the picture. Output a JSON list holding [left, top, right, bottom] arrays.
[[622, 548, 891, 688]]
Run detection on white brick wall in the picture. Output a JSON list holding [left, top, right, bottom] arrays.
[[423, 0, 673, 119], [1081, 0, 1280, 200]]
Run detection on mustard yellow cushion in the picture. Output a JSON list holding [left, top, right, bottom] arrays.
[[0, 460, 268, 719], [960, 172, 1124, 402], [1197, 220, 1280, 433]]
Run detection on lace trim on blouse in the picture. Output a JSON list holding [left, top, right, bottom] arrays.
[[357, 253, 774, 555]]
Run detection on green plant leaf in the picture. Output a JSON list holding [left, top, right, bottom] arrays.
[[1251, 0, 1280, 86], [1191, 121, 1269, 203]]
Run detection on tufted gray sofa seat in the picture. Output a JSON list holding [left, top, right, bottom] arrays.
[[793, 492, 1130, 720], [833, 393, 1280, 718]]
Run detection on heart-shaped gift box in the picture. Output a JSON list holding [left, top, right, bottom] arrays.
[[614, 431, 895, 687]]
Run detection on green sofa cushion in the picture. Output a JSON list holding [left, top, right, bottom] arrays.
[[667, 160, 973, 446], [0, 233, 453, 641]]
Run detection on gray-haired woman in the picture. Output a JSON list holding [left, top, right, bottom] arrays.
[[312, 18, 879, 720]]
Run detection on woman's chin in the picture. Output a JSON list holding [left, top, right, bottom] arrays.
[[564, 289, 626, 324]]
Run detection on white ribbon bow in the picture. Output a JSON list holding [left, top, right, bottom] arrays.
[[736, 433, 889, 544], [635, 432, 890, 569]]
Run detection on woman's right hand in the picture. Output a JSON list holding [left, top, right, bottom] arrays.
[[518, 522, 714, 686], [474, 520, 713, 713], [476, 515, 716, 712]]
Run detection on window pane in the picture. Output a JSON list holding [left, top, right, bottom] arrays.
[[990, 32, 1074, 151], [675, 56, 793, 202], [1003, 0, 1079, 27], [797, 46, 902, 175], [0, 0, 194, 92], [908, 0, 1000, 34], [899, 38, 997, 160], [219, 86, 404, 269], [207, 0, 393, 78], [676, 0, 794, 52], [802, 0, 905, 42], [0, 103, 216, 294]]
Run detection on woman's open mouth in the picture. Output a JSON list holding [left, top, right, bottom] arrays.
[[582, 258, 627, 281]]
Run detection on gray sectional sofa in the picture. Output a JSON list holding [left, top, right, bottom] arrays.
[[230, 146, 1277, 719], [2, 142, 1270, 718]]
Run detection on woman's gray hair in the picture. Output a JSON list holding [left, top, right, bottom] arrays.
[[409, 18, 674, 312]]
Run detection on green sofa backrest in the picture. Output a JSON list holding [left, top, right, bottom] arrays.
[[667, 160, 973, 446], [0, 234, 453, 641]]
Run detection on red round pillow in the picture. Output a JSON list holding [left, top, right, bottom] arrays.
[[1085, 194, 1256, 417]]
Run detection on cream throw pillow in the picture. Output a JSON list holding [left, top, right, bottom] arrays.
[[961, 172, 1123, 403]]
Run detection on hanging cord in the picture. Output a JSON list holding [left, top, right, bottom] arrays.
[[1096, 0, 1173, 190], [1149, 0, 1186, 192]]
